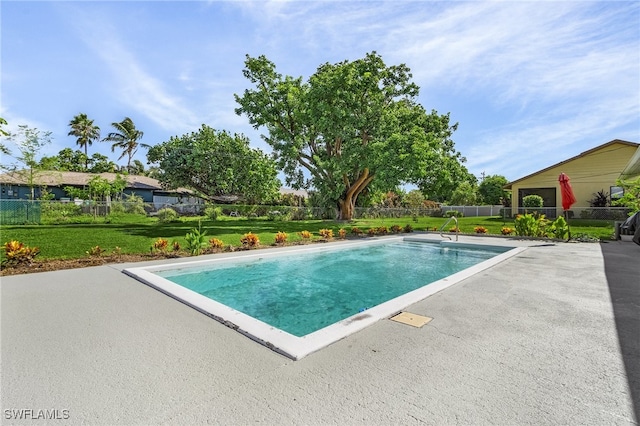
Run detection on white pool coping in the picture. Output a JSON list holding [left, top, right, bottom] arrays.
[[123, 236, 527, 360]]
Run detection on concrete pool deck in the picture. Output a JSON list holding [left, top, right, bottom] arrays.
[[1, 235, 639, 424]]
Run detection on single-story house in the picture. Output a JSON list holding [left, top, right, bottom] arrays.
[[504, 139, 640, 217], [0, 171, 201, 209], [0, 171, 309, 207]]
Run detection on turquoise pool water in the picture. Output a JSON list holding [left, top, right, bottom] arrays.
[[157, 241, 506, 337]]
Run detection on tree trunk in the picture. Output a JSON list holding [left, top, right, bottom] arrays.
[[337, 168, 374, 220], [338, 196, 355, 220]]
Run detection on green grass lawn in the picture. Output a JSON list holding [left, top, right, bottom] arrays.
[[0, 213, 615, 261]]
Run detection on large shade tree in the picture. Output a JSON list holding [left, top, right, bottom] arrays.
[[478, 174, 509, 205], [235, 52, 464, 220], [68, 113, 100, 170], [103, 117, 144, 171], [147, 125, 281, 204]]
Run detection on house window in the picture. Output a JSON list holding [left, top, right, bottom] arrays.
[[518, 188, 557, 207], [610, 186, 624, 200]]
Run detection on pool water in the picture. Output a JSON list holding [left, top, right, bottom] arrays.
[[157, 241, 506, 337]]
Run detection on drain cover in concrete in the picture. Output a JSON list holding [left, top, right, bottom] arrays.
[[389, 312, 432, 328]]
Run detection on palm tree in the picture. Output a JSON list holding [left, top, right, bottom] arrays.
[[102, 117, 144, 171], [68, 113, 100, 170]]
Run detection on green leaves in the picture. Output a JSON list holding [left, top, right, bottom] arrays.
[[147, 125, 280, 204], [102, 117, 144, 169], [236, 52, 463, 219]]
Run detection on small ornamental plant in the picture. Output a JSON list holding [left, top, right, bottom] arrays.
[[298, 230, 312, 242], [152, 238, 169, 253], [338, 228, 347, 239], [449, 226, 460, 233], [240, 232, 260, 248], [350, 227, 363, 236], [367, 228, 377, 236], [403, 224, 414, 233], [113, 246, 122, 257], [474, 226, 488, 234], [209, 238, 224, 251], [185, 225, 208, 255], [172, 241, 181, 252], [390, 225, 402, 234], [86, 246, 103, 257], [318, 228, 333, 240], [501, 227, 515, 235], [2, 240, 40, 267], [274, 231, 288, 245], [377, 226, 389, 235]]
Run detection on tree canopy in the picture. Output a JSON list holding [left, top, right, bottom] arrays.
[[147, 125, 280, 204], [478, 174, 509, 205], [4, 125, 52, 199], [235, 52, 466, 219], [103, 117, 144, 170], [68, 113, 100, 170], [38, 148, 118, 173]]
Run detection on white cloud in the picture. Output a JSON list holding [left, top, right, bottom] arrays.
[[66, 11, 202, 136]]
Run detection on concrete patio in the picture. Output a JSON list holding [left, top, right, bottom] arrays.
[[1, 236, 638, 425]]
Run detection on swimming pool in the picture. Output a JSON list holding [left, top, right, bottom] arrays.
[[124, 236, 525, 359]]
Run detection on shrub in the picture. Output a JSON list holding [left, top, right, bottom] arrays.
[[42, 201, 82, 223], [298, 230, 312, 241], [157, 208, 179, 223], [209, 238, 224, 250], [172, 241, 181, 252], [2, 240, 40, 267], [290, 208, 312, 221], [86, 246, 103, 257], [274, 231, 288, 245], [474, 226, 488, 234], [204, 205, 222, 220], [549, 216, 569, 239], [377, 226, 389, 235], [122, 193, 147, 215], [110, 202, 126, 215], [318, 229, 333, 240], [501, 227, 515, 235], [403, 224, 413, 233], [338, 228, 347, 239], [449, 226, 460, 233], [444, 210, 463, 218], [350, 227, 364, 235], [522, 195, 544, 208], [589, 190, 609, 208], [390, 225, 402, 234], [152, 238, 169, 253], [240, 232, 260, 248], [367, 228, 377, 236], [185, 225, 208, 255], [514, 213, 549, 237]]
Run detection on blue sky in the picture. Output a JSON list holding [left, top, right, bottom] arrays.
[[2, 1, 639, 183]]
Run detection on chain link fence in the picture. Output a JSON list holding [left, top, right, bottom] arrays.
[[1, 200, 632, 224], [512, 207, 630, 221], [0, 200, 42, 224]]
